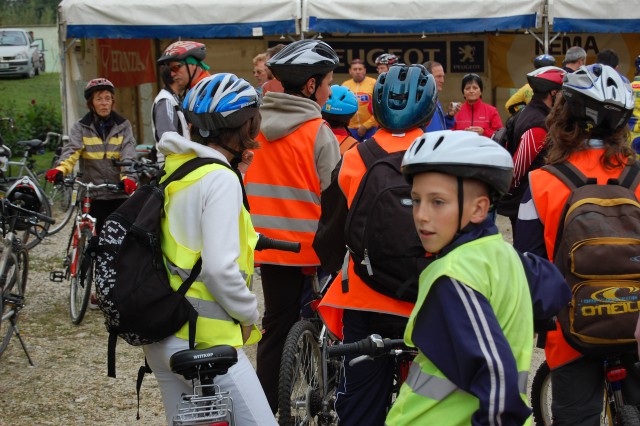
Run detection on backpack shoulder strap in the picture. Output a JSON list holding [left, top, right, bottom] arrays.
[[616, 161, 640, 190], [542, 162, 590, 190], [161, 157, 231, 188], [357, 137, 388, 169]]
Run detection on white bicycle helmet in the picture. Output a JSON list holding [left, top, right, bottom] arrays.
[[402, 130, 514, 197], [562, 64, 633, 134], [375, 53, 398, 66], [266, 40, 339, 89]]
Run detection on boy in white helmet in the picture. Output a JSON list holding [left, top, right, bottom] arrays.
[[386, 130, 568, 425]]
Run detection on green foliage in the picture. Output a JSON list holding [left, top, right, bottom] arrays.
[[0, 0, 58, 26], [0, 72, 62, 152]]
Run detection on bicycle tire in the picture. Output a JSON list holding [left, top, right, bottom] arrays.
[[69, 227, 93, 325], [278, 320, 326, 426], [531, 360, 552, 426], [18, 187, 52, 250], [0, 247, 28, 357], [42, 180, 74, 235], [617, 405, 640, 426]]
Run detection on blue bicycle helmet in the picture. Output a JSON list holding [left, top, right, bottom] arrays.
[[372, 64, 437, 132], [322, 85, 358, 125], [183, 73, 260, 137]]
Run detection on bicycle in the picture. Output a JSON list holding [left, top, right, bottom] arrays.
[[49, 179, 122, 325], [0, 120, 69, 246], [169, 234, 300, 426], [112, 158, 161, 187], [40, 132, 75, 235], [277, 273, 342, 426], [531, 355, 640, 425], [0, 197, 54, 364]]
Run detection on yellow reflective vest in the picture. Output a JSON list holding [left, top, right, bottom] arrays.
[[387, 235, 533, 425], [160, 153, 261, 348]]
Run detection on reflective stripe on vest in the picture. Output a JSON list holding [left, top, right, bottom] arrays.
[[245, 118, 325, 266], [161, 153, 261, 348], [404, 363, 528, 401], [386, 235, 533, 424]]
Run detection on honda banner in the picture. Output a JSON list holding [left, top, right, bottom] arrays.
[[97, 39, 156, 87]]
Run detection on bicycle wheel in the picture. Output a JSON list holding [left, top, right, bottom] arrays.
[[531, 360, 552, 426], [69, 227, 93, 325], [42, 180, 74, 235], [531, 360, 612, 426], [617, 405, 640, 426], [18, 191, 52, 250], [278, 320, 327, 426], [0, 247, 28, 357]]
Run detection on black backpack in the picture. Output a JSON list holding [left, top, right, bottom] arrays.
[[92, 157, 229, 378], [492, 107, 523, 156], [343, 138, 429, 303], [546, 162, 640, 356]]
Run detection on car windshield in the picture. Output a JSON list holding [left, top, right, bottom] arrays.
[[0, 31, 27, 47]]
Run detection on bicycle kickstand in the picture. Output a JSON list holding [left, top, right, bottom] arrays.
[[10, 317, 34, 366]]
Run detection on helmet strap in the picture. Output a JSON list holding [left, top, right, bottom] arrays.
[[456, 176, 464, 236]]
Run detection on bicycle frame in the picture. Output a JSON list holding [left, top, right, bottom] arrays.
[[65, 184, 98, 279]]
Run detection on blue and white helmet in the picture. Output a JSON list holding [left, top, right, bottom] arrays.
[[183, 73, 260, 136]]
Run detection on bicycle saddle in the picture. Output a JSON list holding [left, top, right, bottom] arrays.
[[17, 139, 44, 148], [170, 345, 238, 380]]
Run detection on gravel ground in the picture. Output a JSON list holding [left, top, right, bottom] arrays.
[[0, 215, 544, 425]]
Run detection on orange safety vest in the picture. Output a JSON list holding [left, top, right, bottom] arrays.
[[529, 148, 640, 369], [245, 118, 325, 266], [318, 128, 424, 339]]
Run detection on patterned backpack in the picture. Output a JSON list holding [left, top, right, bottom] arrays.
[[93, 157, 227, 377]]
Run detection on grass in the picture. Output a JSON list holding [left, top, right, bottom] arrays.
[[0, 72, 61, 117]]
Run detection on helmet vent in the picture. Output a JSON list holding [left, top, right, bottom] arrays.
[[433, 135, 445, 150], [413, 138, 426, 154]]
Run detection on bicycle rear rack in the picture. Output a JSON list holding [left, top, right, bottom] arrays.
[[173, 384, 234, 426]]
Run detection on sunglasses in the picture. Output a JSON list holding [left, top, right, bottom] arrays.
[[169, 63, 186, 73]]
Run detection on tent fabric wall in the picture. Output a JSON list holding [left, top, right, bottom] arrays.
[[304, 0, 544, 34], [550, 0, 640, 33], [58, 0, 301, 39]]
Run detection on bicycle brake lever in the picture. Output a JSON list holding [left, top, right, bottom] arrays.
[[349, 355, 373, 367]]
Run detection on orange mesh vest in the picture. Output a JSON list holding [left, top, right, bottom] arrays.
[[245, 118, 324, 266], [529, 149, 640, 369], [318, 128, 424, 339]]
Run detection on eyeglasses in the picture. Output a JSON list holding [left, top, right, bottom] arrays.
[[94, 96, 113, 104], [169, 63, 186, 73]]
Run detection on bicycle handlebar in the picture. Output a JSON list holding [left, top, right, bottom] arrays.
[[0, 198, 55, 225], [74, 179, 122, 192], [112, 159, 160, 171], [0, 117, 15, 129], [255, 234, 301, 253], [326, 334, 409, 359]]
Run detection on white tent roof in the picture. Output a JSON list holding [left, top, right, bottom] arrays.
[[58, 0, 301, 38], [303, 0, 544, 34], [549, 0, 640, 33]]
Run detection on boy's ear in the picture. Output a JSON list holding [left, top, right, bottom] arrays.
[[468, 195, 490, 224], [302, 77, 316, 97]]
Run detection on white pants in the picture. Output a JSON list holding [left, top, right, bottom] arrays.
[[143, 335, 277, 426]]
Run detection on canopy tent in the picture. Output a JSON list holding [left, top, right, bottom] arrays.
[[58, 0, 301, 39], [549, 0, 640, 33], [303, 0, 544, 34]]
